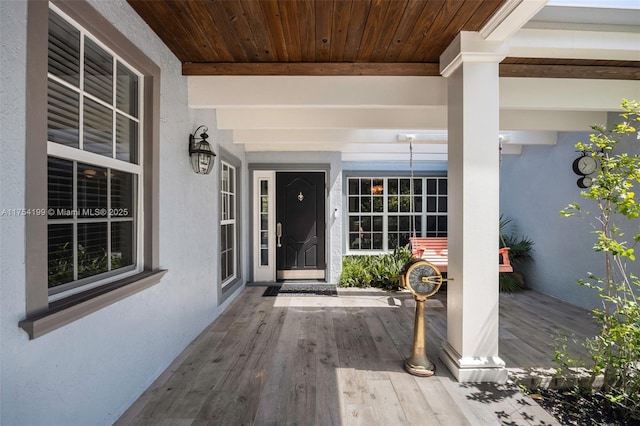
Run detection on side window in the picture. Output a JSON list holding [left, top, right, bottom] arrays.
[[220, 161, 237, 287]]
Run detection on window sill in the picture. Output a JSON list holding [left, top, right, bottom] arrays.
[[19, 269, 167, 340]]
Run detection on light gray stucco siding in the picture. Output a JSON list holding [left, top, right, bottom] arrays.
[[500, 120, 639, 311]]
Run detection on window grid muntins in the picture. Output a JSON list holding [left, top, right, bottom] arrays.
[[46, 7, 141, 294], [425, 178, 448, 237], [48, 8, 140, 162], [347, 177, 447, 253], [221, 162, 237, 285]]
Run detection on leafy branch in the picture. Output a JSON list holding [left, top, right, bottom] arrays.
[[558, 99, 640, 422]]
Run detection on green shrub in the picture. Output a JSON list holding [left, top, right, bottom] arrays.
[[499, 272, 523, 293], [499, 215, 534, 293], [339, 255, 372, 288], [339, 245, 413, 290]]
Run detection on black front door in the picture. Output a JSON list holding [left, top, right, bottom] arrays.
[[276, 172, 326, 280]]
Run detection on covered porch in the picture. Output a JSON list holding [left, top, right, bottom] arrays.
[[117, 286, 597, 425]]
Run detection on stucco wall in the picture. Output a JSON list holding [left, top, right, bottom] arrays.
[[0, 1, 244, 425], [193, 109, 250, 300], [500, 118, 639, 311]]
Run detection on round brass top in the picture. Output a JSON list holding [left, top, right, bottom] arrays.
[[403, 259, 442, 299]]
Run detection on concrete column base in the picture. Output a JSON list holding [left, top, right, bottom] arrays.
[[440, 343, 508, 383]]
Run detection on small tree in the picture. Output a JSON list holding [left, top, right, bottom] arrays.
[[560, 99, 640, 421]]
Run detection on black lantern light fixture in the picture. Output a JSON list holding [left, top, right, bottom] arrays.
[[189, 125, 216, 175]]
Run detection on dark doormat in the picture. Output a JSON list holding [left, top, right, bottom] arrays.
[[262, 283, 338, 297], [262, 286, 281, 297]]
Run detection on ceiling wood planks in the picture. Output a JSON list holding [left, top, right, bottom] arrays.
[[128, 0, 638, 79], [414, 0, 465, 62], [128, 0, 504, 64], [328, 0, 352, 62], [340, 0, 372, 62], [383, 0, 431, 62], [315, 0, 334, 62], [367, 0, 410, 62], [395, 1, 445, 62], [279, 1, 304, 61], [187, 1, 234, 62], [259, 0, 290, 61], [130, 1, 192, 60], [239, 1, 277, 62], [356, 0, 397, 61]]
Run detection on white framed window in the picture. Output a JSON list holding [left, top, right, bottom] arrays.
[[21, 0, 163, 340], [220, 161, 237, 286], [346, 176, 447, 253], [46, 6, 142, 298]]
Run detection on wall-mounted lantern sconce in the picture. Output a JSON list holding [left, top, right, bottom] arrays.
[[189, 125, 216, 175]]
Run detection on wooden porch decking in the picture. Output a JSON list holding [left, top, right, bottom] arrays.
[[117, 285, 598, 426]]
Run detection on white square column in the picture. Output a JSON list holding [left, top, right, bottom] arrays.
[[439, 32, 508, 383]]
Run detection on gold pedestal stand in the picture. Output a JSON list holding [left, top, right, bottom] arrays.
[[400, 259, 446, 377], [404, 296, 435, 377]]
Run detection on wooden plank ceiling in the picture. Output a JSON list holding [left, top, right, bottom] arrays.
[[128, 0, 639, 79]]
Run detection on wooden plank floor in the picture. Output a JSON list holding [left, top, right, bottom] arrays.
[[117, 286, 598, 426]]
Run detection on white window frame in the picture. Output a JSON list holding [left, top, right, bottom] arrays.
[[220, 161, 237, 287], [46, 5, 144, 301], [345, 176, 448, 254]]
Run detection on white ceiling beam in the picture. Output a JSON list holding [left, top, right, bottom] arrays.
[[481, 0, 548, 41], [501, 144, 523, 155], [200, 76, 635, 112], [500, 110, 606, 131], [341, 143, 448, 154], [218, 108, 604, 132], [501, 130, 557, 145], [233, 129, 449, 144], [189, 76, 446, 108], [243, 142, 448, 154], [238, 129, 557, 150], [342, 153, 448, 162], [508, 28, 640, 61], [217, 108, 447, 130], [244, 142, 529, 157], [235, 128, 557, 146], [501, 78, 639, 111], [244, 143, 342, 152]]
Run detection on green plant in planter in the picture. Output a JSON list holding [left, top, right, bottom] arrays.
[[339, 255, 372, 288], [339, 245, 413, 290], [499, 215, 534, 292], [379, 245, 414, 290], [558, 99, 640, 422]]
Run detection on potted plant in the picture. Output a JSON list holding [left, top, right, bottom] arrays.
[[499, 215, 534, 292]]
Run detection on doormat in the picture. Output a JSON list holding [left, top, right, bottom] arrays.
[[262, 286, 280, 297], [262, 284, 338, 297]]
